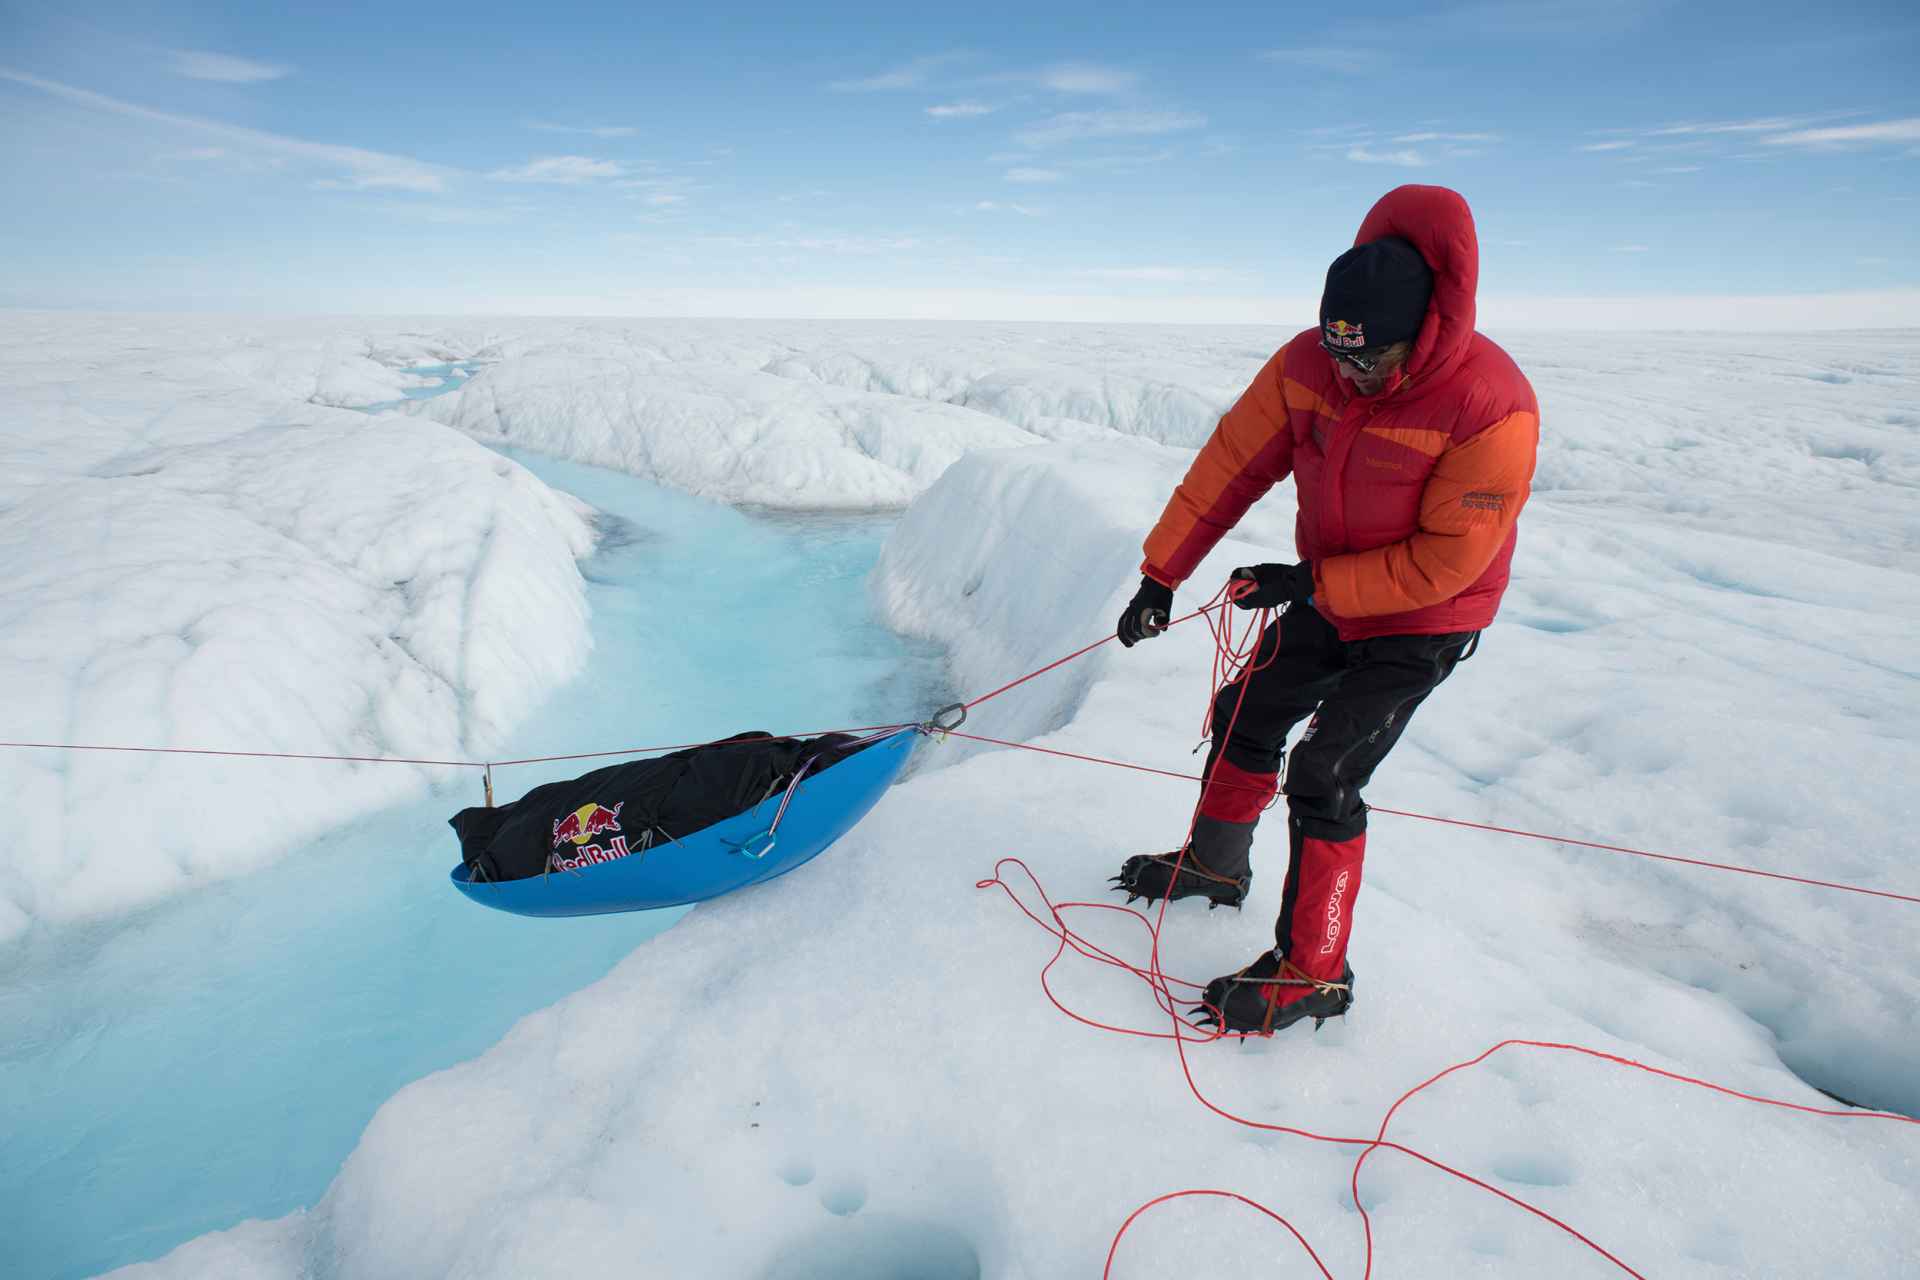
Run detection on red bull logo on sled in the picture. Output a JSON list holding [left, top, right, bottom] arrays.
[[549, 802, 636, 872], [552, 801, 624, 849], [551, 833, 639, 872]]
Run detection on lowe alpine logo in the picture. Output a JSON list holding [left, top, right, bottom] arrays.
[[1319, 869, 1352, 955]]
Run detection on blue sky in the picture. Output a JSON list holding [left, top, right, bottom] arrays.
[[3, 0, 1918, 322]]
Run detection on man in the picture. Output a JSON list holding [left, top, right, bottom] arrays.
[[1111, 184, 1539, 1035]]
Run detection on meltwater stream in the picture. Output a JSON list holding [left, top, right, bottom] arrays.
[[0, 438, 950, 1280]]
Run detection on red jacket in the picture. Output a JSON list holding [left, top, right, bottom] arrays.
[[1142, 185, 1539, 641]]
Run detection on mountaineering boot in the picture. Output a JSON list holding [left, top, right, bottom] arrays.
[[1192, 950, 1355, 1035], [1110, 850, 1249, 908], [1110, 816, 1255, 908]]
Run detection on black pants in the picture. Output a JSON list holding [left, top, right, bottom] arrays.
[[1210, 604, 1475, 842]]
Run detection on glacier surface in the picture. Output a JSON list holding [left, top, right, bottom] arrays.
[[3, 315, 1916, 1277]]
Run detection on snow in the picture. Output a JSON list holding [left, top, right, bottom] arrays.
[[2, 315, 1914, 1274], [404, 338, 1050, 508], [62, 319, 1919, 1278], [0, 316, 594, 939], [0, 455, 947, 1280]]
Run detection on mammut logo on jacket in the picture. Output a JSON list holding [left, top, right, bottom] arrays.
[[1320, 869, 1351, 955], [1461, 491, 1505, 512]]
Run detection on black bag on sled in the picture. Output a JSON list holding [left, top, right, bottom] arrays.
[[448, 731, 873, 883]]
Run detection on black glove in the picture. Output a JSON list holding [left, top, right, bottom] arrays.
[[1229, 562, 1315, 610], [1116, 576, 1174, 647]]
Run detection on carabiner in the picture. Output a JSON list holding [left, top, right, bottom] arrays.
[[736, 830, 778, 861], [925, 702, 968, 738]]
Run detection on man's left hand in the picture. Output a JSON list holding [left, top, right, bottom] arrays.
[[1229, 562, 1315, 610]]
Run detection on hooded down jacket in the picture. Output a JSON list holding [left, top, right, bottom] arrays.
[[1141, 185, 1539, 640]]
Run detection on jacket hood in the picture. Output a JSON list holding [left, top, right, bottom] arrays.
[[1353, 185, 1478, 381]]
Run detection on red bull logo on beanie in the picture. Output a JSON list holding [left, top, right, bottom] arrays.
[[1324, 318, 1367, 349], [552, 801, 624, 849]]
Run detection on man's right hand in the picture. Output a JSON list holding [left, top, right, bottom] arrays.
[[1116, 576, 1174, 648]]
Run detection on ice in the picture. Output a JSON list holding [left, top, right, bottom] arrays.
[[0, 315, 1259, 937], [405, 340, 1047, 508], [0, 448, 951, 1280], [0, 317, 594, 942], [87, 323, 1919, 1278]]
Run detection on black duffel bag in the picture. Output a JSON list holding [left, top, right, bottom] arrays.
[[449, 731, 871, 883]]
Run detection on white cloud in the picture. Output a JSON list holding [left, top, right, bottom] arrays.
[[1582, 114, 1871, 159], [168, 50, 289, 83], [1036, 63, 1137, 94], [1258, 47, 1384, 74], [0, 68, 446, 192], [1073, 148, 1178, 172], [1347, 146, 1428, 167], [361, 202, 518, 225], [617, 174, 693, 191], [1392, 131, 1499, 144], [1650, 115, 1835, 137], [528, 121, 638, 139], [1612, 244, 1650, 252], [1081, 266, 1220, 283], [1004, 167, 1063, 184], [1653, 164, 1702, 173], [641, 193, 684, 207], [1764, 118, 1920, 147], [487, 155, 625, 184], [973, 200, 1041, 216], [830, 52, 969, 92], [927, 101, 995, 119], [1014, 109, 1205, 148], [695, 233, 923, 255]]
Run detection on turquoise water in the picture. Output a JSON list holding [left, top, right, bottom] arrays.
[[359, 360, 481, 412], [0, 447, 949, 1279]]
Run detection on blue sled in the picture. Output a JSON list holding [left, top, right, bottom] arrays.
[[450, 728, 916, 917]]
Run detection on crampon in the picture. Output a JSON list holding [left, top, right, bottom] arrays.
[[1110, 849, 1249, 910], [1190, 952, 1355, 1035]]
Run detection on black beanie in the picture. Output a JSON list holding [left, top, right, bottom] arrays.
[[1319, 236, 1432, 351]]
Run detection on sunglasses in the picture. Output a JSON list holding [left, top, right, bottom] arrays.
[[1319, 339, 1395, 375]]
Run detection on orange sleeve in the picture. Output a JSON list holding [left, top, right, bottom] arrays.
[[1314, 409, 1538, 617], [1141, 351, 1294, 587]]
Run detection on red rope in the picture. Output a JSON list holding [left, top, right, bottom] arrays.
[[0, 722, 913, 774], [9, 582, 1912, 1272], [1105, 1191, 1335, 1280], [0, 740, 478, 768], [2, 591, 1912, 906], [955, 598, 1215, 713], [967, 588, 1915, 1278], [1363, 806, 1920, 906], [980, 856, 1918, 1277]]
